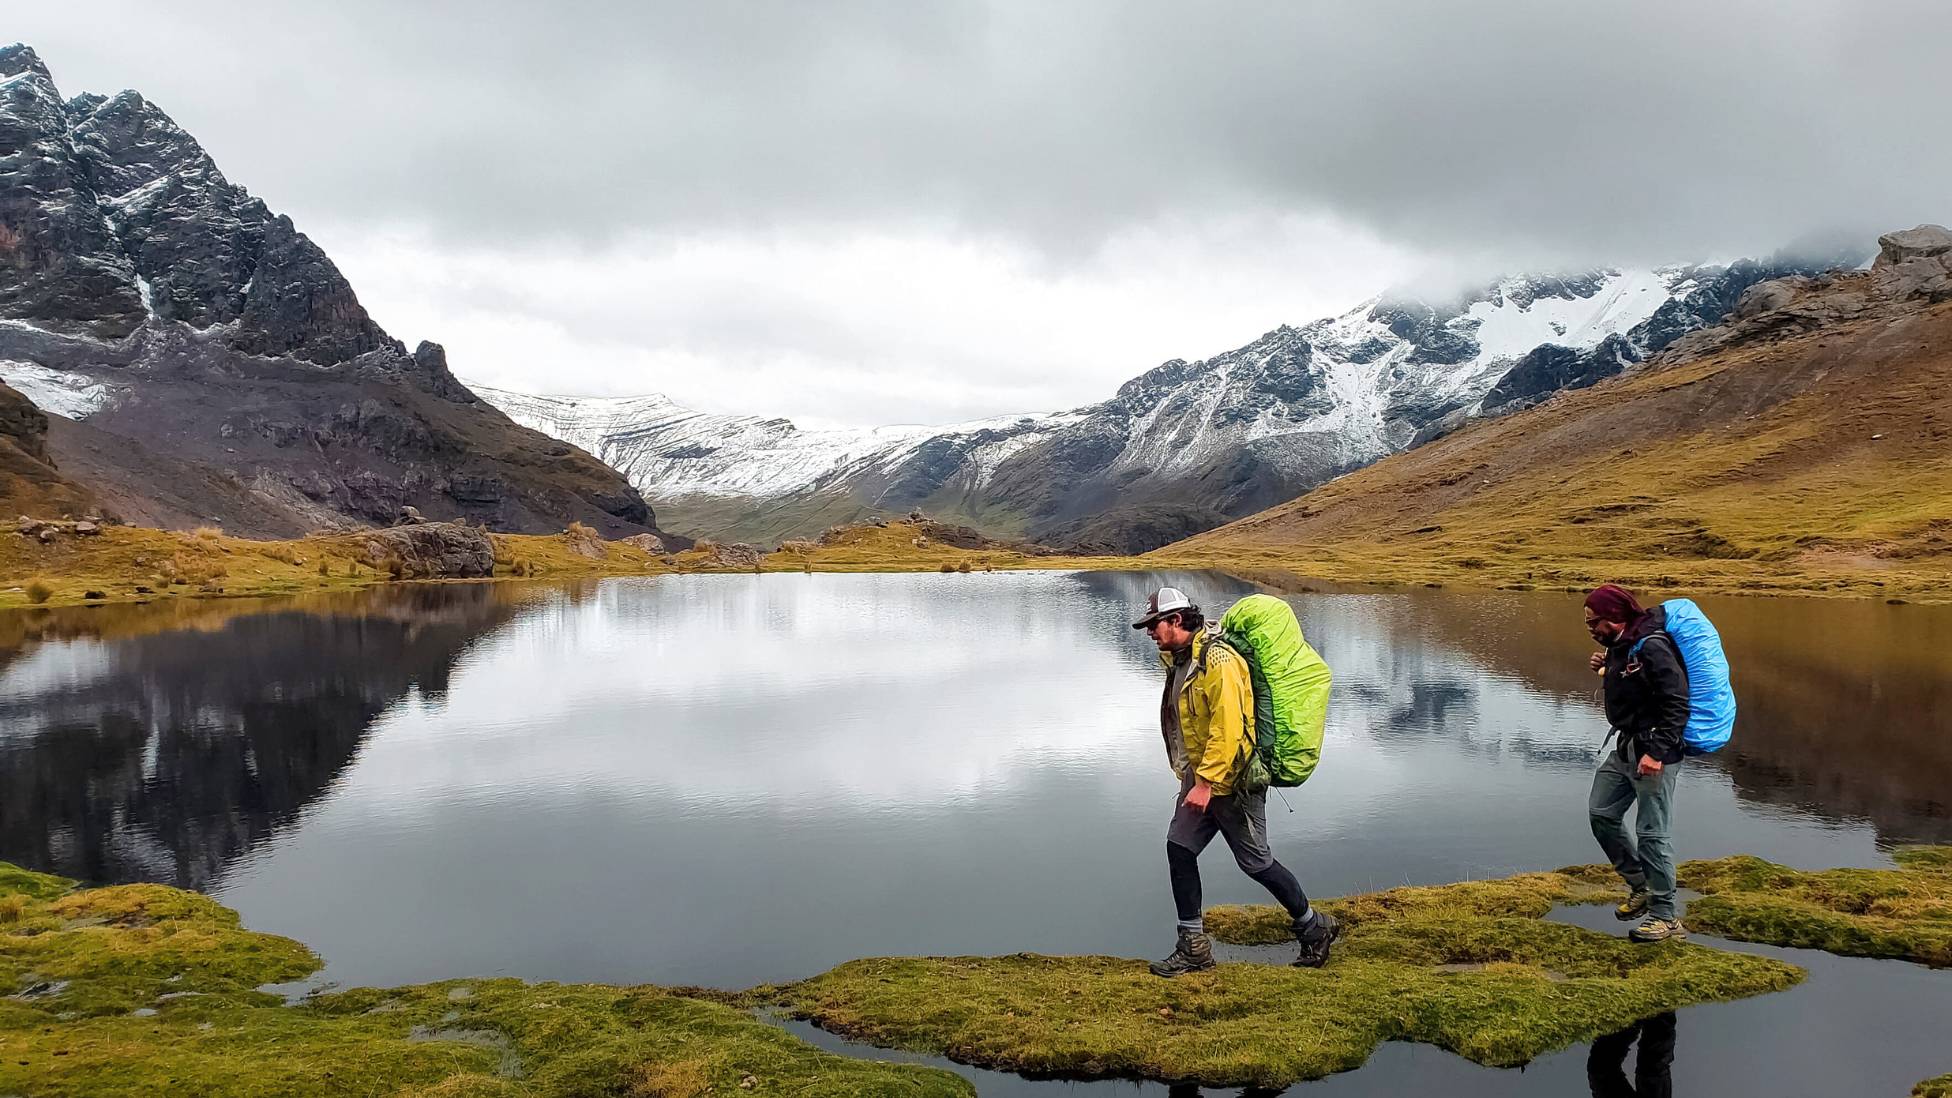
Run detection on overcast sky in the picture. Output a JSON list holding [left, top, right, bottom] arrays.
[[17, 1, 1950, 426]]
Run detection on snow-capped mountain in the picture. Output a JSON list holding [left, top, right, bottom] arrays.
[[468, 387, 1082, 500], [476, 254, 1850, 552]]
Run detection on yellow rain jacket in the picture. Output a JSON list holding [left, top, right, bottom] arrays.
[[1158, 629, 1256, 796]]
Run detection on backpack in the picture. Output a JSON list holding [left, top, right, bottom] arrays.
[[1628, 598, 1736, 755], [1215, 593, 1332, 790]]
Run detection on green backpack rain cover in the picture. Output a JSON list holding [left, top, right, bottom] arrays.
[[1219, 593, 1331, 791]]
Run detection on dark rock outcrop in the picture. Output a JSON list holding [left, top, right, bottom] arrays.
[[1477, 254, 1855, 417], [1665, 225, 1952, 363], [357, 522, 495, 578], [0, 45, 145, 337], [0, 381, 93, 515]]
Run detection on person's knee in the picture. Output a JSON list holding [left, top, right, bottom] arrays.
[[1236, 852, 1276, 876], [1167, 840, 1199, 865]]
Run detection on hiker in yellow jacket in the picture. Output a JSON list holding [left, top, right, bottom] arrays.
[[1134, 586, 1340, 976]]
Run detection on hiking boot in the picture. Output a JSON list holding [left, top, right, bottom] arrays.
[[1628, 917, 1687, 943], [1148, 929, 1216, 977], [1291, 911, 1343, 969], [1615, 885, 1651, 921]]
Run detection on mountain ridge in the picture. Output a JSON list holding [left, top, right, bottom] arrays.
[[479, 255, 1856, 551], [1154, 225, 1952, 599]]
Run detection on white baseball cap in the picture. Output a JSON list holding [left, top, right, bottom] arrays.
[[1132, 586, 1195, 629]]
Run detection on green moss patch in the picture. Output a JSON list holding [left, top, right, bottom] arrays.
[[1917, 1072, 1952, 1098], [1678, 846, 1952, 967], [771, 870, 1802, 1089], [1, 865, 970, 1097], [1205, 867, 1624, 945]]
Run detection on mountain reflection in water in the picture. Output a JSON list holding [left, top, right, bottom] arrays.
[[0, 585, 529, 890]]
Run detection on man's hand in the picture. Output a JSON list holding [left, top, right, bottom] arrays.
[[1590, 650, 1606, 674], [1637, 754, 1664, 778], [1183, 779, 1213, 812]]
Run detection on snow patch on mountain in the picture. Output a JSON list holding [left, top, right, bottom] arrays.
[[471, 384, 1078, 499], [0, 359, 117, 418]]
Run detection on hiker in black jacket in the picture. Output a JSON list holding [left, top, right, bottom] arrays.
[[1583, 584, 1691, 942]]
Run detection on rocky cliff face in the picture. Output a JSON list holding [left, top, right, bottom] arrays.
[[0, 379, 93, 516], [0, 44, 667, 539], [480, 256, 1853, 552]]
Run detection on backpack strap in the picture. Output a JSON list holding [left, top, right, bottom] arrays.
[[1625, 630, 1670, 671]]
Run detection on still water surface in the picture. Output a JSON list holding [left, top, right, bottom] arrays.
[[3, 572, 1948, 1095]]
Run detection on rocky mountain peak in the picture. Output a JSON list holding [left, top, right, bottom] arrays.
[[0, 44, 663, 539], [0, 44, 51, 82], [70, 89, 229, 197], [0, 47, 392, 361]]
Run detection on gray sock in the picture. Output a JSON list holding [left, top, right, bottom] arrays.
[[1177, 917, 1204, 936]]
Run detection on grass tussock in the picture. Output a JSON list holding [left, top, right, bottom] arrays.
[[0, 863, 971, 1098], [1916, 1072, 1952, 1098], [1677, 846, 1952, 967], [772, 868, 1800, 1089]]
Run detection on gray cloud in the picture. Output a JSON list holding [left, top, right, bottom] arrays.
[[19, 0, 1951, 268]]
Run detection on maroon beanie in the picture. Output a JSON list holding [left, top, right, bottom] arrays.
[[1583, 584, 1645, 625]]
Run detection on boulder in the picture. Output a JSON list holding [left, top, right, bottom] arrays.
[[1733, 279, 1799, 319], [1874, 224, 1952, 268], [563, 524, 607, 559], [709, 542, 763, 569], [359, 522, 495, 579], [619, 532, 666, 553]]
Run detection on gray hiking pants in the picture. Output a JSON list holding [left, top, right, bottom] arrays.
[[1588, 749, 1682, 919]]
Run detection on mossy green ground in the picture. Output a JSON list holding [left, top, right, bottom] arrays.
[[0, 865, 970, 1097], [1916, 1072, 1952, 1098], [20, 857, 1950, 1093], [771, 870, 1803, 1089], [1678, 846, 1952, 967]]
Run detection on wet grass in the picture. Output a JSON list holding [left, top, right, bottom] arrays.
[[769, 869, 1801, 1089], [1917, 1071, 1952, 1098], [0, 864, 971, 1097], [1204, 866, 1624, 944], [1678, 846, 1952, 967]]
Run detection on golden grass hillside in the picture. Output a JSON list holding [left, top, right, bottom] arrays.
[[0, 523, 668, 610], [1156, 288, 1952, 601]]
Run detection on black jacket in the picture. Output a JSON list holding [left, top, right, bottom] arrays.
[[1601, 606, 1691, 764]]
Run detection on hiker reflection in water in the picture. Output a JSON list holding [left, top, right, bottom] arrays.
[[1587, 1011, 1677, 1098], [1133, 587, 1338, 977], [1584, 584, 1691, 943]]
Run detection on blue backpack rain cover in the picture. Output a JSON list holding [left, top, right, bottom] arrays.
[[1632, 598, 1736, 754]]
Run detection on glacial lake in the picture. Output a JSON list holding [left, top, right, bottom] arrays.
[[3, 571, 1949, 1096]]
